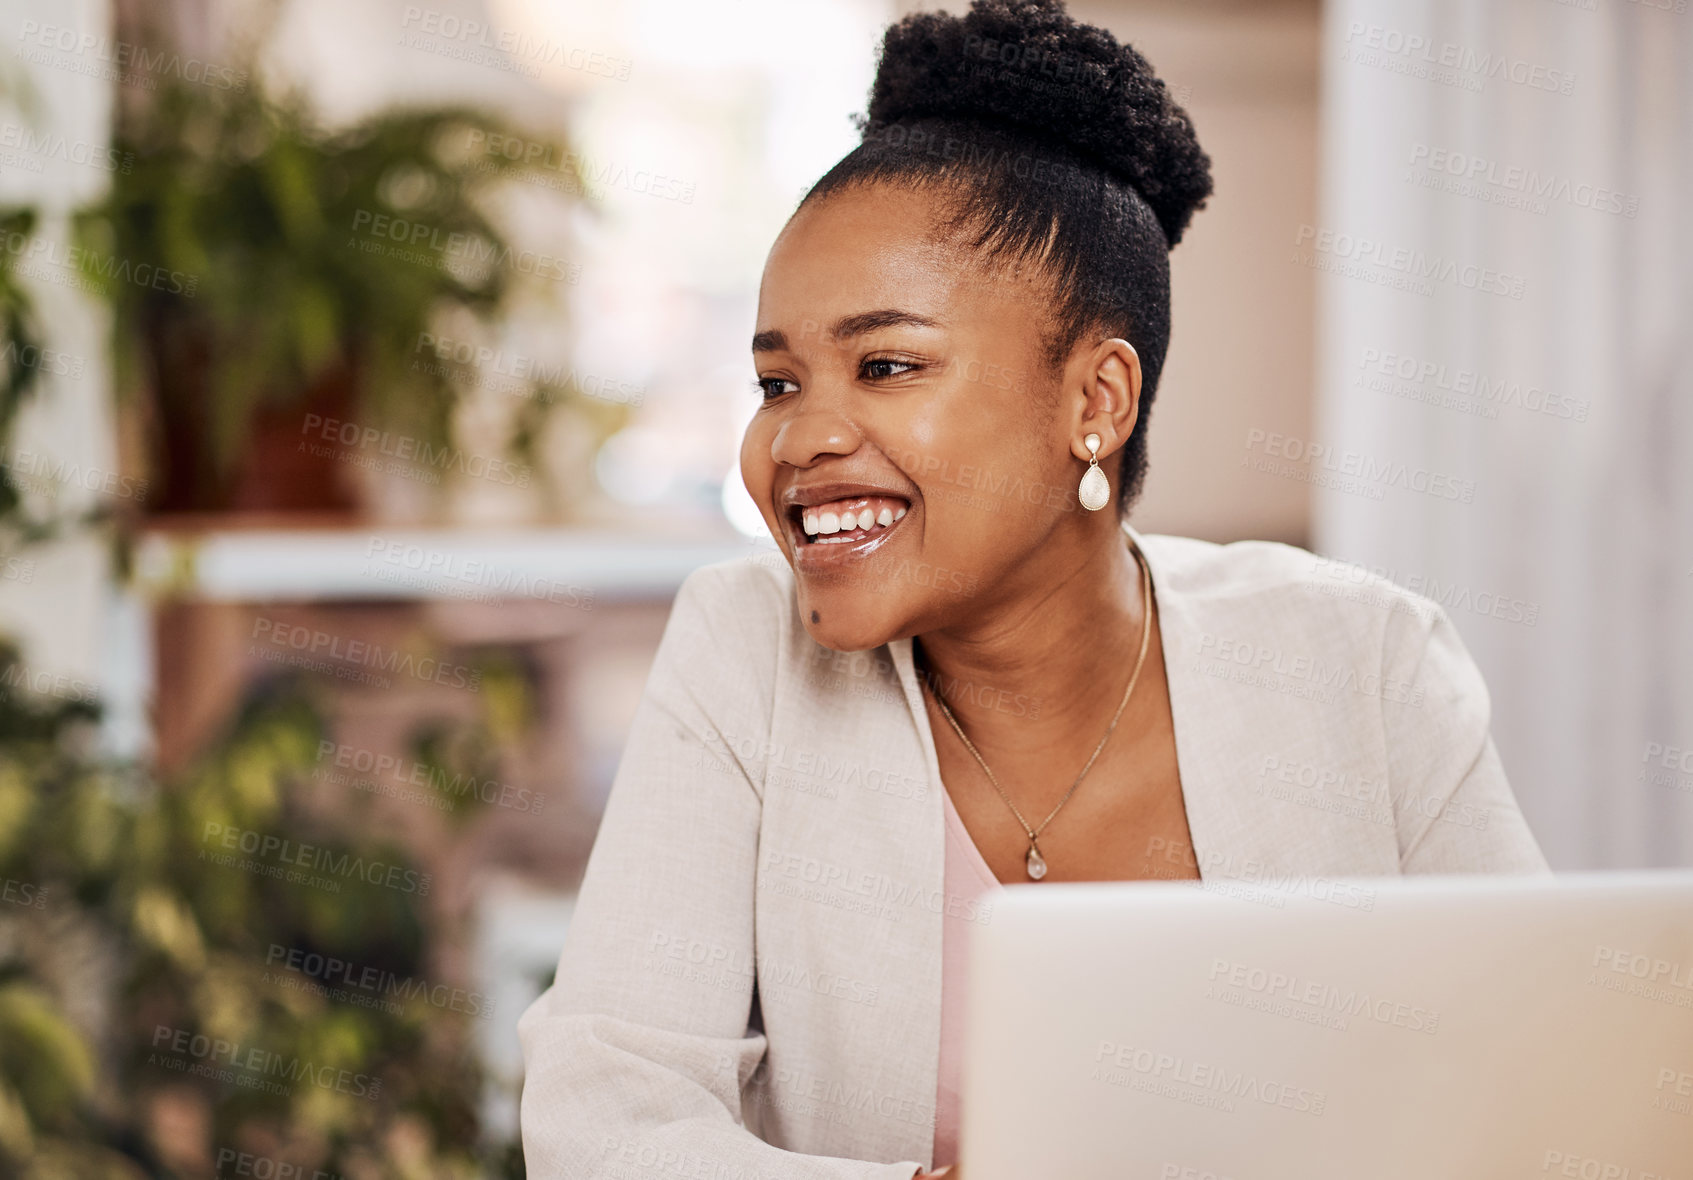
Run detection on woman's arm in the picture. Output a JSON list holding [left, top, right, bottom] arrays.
[[1379, 601, 1550, 874], [518, 562, 929, 1179]]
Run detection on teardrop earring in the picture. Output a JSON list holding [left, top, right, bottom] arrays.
[[1078, 433, 1110, 511]]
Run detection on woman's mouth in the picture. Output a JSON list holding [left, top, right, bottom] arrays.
[[786, 494, 910, 561]]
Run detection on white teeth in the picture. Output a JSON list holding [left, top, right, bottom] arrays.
[[796, 497, 911, 544]]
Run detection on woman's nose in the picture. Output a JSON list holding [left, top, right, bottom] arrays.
[[769, 405, 862, 469]]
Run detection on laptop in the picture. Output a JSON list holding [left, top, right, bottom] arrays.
[[957, 871, 1693, 1179]]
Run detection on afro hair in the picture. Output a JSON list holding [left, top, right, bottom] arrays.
[[863, 0, 1211, 246]]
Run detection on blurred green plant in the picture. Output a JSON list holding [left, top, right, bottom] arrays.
[[0, 652, 532, 1177], [0, 28, 585, 1179], [0, 206, 48, 541], [73, 66, 625, 512]]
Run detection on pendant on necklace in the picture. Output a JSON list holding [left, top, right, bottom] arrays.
[[1025, 843, 1047, 880]]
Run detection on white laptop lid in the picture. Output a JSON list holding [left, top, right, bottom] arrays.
[[959, 872, 1693, 1180]]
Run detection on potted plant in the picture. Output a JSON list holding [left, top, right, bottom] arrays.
[[75, 66, 615, 519]]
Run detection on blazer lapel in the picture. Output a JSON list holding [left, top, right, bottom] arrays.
[[1125, 522, 1402, 882], [1125, 521, 1242, 882]]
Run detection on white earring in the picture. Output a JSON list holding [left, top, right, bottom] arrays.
[[1078, 433, 1110, 511]]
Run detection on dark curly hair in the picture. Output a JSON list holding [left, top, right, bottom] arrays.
[[799, 0, 1213, 513]]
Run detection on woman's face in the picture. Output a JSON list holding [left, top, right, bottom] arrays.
[[741, 182, 1113, 652]]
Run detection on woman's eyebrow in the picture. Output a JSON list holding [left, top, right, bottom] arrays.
[[751, 309, 943, 353]]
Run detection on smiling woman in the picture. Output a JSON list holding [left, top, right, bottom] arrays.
[[517, 2, 1548, 1178]]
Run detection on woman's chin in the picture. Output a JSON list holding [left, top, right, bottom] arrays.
[[798, 604, 900, 656]]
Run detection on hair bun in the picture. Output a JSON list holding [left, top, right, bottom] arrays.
[[863, 0, 1212, 246]]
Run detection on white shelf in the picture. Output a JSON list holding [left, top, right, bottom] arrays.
[[133, 526, 773, 602]]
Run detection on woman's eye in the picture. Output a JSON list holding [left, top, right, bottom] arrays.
[[753, 377, 799, 400], [862, 358, 920, 381]]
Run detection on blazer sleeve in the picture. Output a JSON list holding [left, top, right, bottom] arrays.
[[517, 561, 928, 1180], [1378, 600, 1550, 875]]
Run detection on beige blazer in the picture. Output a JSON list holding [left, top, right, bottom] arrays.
[[517, 523, 1549, 1179]]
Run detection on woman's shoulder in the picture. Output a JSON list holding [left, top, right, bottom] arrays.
[[675, 547, 796, 613], [1139, 531, 1498, 760], [1140, 531, 1439, 615], [664, 550, 804, 667], [1135, 530, 1455, 665]]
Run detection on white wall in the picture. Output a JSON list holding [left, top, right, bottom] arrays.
[[0, 0, 124, 726], [1314, 0, 1693, 868]]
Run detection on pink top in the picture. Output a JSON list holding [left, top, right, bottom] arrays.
[[932, 786, 1005, 1170]]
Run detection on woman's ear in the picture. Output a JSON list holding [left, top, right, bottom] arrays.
[[1071, 337, 1142, 461]]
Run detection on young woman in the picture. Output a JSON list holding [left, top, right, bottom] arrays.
[[518, 2, 1547, 1176]]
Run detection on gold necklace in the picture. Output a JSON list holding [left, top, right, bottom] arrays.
[[918, 542, 1153, 881]]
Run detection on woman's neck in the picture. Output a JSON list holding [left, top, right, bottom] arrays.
[[913, 526, 1154, 764]]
